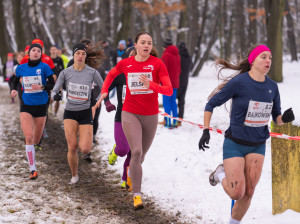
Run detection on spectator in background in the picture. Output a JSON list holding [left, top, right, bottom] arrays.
[[13, 52, 24, 102], [176, 41, 192, 126], [111, 40, 126, 98], [161, 38, 181, 128], [57, 46, 70, 69], [101, 40, 113, 73], [3, 53, 18, 103], [50, 45, 65, 78], [127, 38, 134, 48], [113, 40, 127, 66], [49, 45, 65, 116]]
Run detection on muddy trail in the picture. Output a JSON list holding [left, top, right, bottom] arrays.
[[0, 85, 184, 224]]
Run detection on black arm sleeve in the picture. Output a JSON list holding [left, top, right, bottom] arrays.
[[12, 76, 21, 90], [52, 67, 59, 76], [67, 59, 74, 68], [44, 75, 55, 91]]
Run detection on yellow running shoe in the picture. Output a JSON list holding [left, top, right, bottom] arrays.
[[133, 195, 144, 210], [108, 144, 118, 165], [121, 181, 126, 189], [126, 167, 132, 192]]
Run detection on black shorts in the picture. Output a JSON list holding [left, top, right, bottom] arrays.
[[20, 103, 48, 117], [63, 108, 93, 125]]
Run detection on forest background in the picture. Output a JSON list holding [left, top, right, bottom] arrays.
[[0, 0, 298, 81]]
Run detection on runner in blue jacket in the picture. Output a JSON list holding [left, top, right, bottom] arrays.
[[11, 43, 55, 180], [198, 45, 295, 224]]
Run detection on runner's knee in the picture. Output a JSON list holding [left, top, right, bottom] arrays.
[[80, 146, 91, 154]]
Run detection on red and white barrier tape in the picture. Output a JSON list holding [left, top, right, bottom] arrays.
[[158, 110, 300, 141]]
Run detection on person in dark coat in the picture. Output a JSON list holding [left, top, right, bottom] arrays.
[[3, 53, 18, 103], [161, 38, 181, 128], [101, 40, 113, 73], [177, 41, 192, 126]]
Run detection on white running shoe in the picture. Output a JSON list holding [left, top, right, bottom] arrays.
[[69, 175, 79, 184], [209, 164, 224, 186]]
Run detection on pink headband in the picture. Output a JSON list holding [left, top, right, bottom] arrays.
[[248, 45, 271, 66]]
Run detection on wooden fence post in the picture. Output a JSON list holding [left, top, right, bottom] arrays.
[[271, 122, 300, 214]]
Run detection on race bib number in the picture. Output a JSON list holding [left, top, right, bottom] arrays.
[[122, 85, 126, 103], [23, 75, 42, 93], [244, 100, 273, 127], [68, 82, 89, 102], [127, 72, 153, 95]]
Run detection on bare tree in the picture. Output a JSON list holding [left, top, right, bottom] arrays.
[[234, 0, 247, 56], [247, 0, 258, 46], [0, 0, 10, 66], [116, 0, 132, 43], [12, 0, 26, 51], [284, 0, 298, 61], [264, 0, 286, 82]]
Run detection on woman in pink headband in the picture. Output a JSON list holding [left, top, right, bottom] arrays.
[[198, 44, 294, 224]]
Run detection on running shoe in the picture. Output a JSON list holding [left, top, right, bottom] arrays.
[[121, 181, 126, 189], [69, 175, 79, 184], [34, 144, 43, 151], [133, 195, 144, 210], [84, 153, 92, 163], [30, 170, 38, 180], [126, 167, 132, 192], [209, 164, 224, 186], [108, 145, 117, 165]]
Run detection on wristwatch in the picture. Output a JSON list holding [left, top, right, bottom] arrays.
[[41, 85, 45, 90]]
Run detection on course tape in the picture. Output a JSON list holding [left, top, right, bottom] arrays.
[[159, 110, 300, 141]]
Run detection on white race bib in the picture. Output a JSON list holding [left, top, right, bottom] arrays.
[[127, 72, 153, 95], [68, 82, 89, 102], [122, 85, 126, 103], [23, 75, 43, 93], [244, 100, 273, 127]]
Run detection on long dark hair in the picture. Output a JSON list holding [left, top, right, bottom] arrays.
[[208, 44, 260, 100], [79, 39, 106, 69]]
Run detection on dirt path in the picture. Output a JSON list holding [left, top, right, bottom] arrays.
[[0, 85, 183, 224]]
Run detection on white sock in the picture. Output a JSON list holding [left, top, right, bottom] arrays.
[[133, 193, 141, 197], [25, 145, 36, 172], [229, 217, 240, 224], [217, 171, 225, 184]]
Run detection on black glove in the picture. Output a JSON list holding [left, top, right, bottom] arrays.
[[53, 91, 62, 101], [199, 129, 210, 151], [282, 108, 295, 123]]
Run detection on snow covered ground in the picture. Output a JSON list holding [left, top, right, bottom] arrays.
[[97, 60, 300, 224], [0, 60, 299, 223]]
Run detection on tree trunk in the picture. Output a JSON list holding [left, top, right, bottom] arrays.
[[192, 0, 208, 66], [176, 0, 187, 44], [150, 14, 163, 56], [235, 0, 247, 56], [186, 0, 199, 58], [192, 5, 219, 77], [225, 9, 234, 60], [99, 0, 110, 41], [12, 0, 26, 51], [116, 0, 132, 44], [0, 0, 9, 66], [284, 0, 298, 61], [264, 0, 285, 82], [247, 0, 258, 46]]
